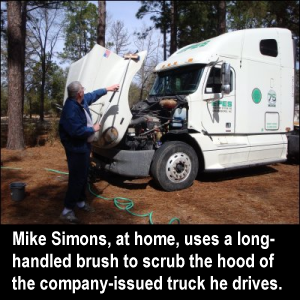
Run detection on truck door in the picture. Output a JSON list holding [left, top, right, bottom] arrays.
[[201, 66, 236, 134]]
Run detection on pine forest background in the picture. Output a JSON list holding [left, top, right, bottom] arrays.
[[1, 1, 299, 149]]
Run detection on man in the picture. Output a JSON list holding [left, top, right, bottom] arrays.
[[59, 81, 119, 223]]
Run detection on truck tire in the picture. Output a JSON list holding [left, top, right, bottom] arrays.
[[151, 141, 198, 191]]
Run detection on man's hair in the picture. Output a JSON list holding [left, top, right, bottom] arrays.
[[67, 81, 82, 99]]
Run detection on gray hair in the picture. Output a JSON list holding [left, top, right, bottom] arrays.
[[67, 81, 82, 99]]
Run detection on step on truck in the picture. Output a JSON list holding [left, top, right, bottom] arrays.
[[64, 28, 296, 191]]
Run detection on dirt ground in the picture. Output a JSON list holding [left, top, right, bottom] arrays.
[[1, 143, 299, 224]]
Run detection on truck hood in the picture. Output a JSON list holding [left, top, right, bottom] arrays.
[[64, 44, 147, 148]]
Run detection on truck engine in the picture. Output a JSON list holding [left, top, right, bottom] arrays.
[[123, 95, 188, 151]]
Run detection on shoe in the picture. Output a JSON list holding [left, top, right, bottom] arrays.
[[78, 202, 95, 213], [59, 211, 79, 223]]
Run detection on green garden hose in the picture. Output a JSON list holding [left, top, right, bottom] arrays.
[[2, 166, 180, 224], [45, 168, 180, 225], [44, 168, 69, 175]]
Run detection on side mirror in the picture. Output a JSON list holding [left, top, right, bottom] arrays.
[[221, 63, 231, 94]]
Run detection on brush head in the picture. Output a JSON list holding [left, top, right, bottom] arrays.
[[124, 53, 140, 61]]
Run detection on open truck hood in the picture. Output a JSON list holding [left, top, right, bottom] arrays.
[[64, 45, 147, 149]]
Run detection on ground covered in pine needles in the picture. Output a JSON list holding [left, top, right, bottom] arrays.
[[1, 143, 299, 224]]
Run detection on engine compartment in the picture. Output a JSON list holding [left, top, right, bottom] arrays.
[[122, 95, 188, 151]]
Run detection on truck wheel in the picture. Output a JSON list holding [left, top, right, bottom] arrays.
[[151, 141, 198, 191]]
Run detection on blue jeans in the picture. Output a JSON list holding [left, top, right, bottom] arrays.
[[64, 150, 90, 209]]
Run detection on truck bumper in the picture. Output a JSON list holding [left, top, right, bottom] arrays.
[[91, 147, 155, 177]]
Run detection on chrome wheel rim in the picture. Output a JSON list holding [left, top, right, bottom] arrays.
[[166, 152, 191, 183]]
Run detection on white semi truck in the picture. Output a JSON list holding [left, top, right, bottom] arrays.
[[65, 28, 296, 191]]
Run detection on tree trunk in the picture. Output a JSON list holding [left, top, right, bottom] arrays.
[[97, 1, 106, 46], [29, 97, 32, 119], [84, 30, 87, 54], [7, 1, 25, 150], [170, 1, 177, 55], [39, 52, 46, 122], [162, 1, 167, 60], [218, 1, 226, 35], [161, 29, 166, 60], [21, 1, 27, 116]]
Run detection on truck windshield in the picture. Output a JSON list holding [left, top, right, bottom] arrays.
[[150, 64, 205, 96]]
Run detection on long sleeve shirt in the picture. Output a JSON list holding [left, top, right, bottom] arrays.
[[59, 88, 107, 153]]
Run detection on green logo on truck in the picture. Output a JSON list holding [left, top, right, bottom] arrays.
[[252, 88, 262, 104], [176, 40, 210, 54], [212, 100, 232, 113], [268, 90, 276, 107]]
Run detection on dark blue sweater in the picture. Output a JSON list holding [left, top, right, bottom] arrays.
[[59, 89, 107, 153]]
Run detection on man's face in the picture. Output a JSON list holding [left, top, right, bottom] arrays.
[[77, 86, 85, 103]]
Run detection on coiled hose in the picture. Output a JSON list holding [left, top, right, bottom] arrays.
[[2, 166, 180, 224]]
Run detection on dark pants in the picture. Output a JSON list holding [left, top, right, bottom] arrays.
[[64, 150, 90, 209]]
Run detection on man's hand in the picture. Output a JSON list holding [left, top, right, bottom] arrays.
[[106, 84, 120, 92], [93, 123, 101, 132]]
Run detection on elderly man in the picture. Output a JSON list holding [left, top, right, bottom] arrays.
[[59, 81, 119, 223]]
